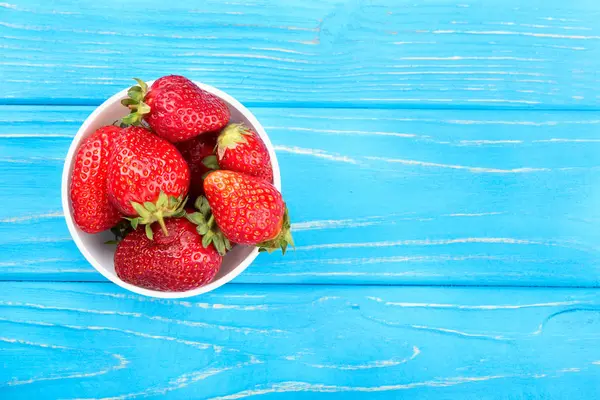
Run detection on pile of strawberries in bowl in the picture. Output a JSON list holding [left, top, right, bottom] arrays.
[[64, 75, 293, 296]]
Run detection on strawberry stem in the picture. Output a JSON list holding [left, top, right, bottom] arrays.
[[121, 78, 151, 126], [128, 192, 186, 240], [156, 211, 169, 236], [258, 206, 294, 254], [186, 196, 232, 256], [216, 123, 251, 160]]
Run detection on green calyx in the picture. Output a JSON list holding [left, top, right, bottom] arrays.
[[216, 123, 252, 160], [201, 155, 220, 179], [258, 206, 294, 255], [185, 196, 231, 256], [202, 154, 219, 170], [105, 220, 134, 245], [121, 78, 151, 126], [127, 192, 187, 240]]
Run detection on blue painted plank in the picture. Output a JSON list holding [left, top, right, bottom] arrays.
[[1, 282, 600, 399], [1, 0, 600, 108], [1, 105, 600, 286]]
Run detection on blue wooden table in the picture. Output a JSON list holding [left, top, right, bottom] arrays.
[[2, 0, 600, 398]]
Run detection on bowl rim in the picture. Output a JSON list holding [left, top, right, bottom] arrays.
[[61, 80, 281, 298]]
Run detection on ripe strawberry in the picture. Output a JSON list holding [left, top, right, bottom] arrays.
[[121, 76, 230, 143], [70, 125, 123, 233], [176, 132, 218, 198], [107, 126, 190, 237], [216, 123, 273, 182], [202, 170, 293, 253], [115, 218, 222, 292]]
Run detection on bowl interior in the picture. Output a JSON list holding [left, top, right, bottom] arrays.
[[62, 82, 280, 298]]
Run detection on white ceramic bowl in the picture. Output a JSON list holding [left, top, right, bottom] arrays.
[[61, 81, 280, 298]]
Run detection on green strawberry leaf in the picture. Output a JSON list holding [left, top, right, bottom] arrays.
[[105, 220, 135, 245], [213, 235, 226, 256], [121, 78, 151, 127], [258, 205, 294, 255], [124, 192, 186, 239], [202, 231, 214, 248], [202, 155, 219, 170], [187, 195, 231, 256], [185, 212, 205, 225], [133, 78, 148, 92], [156, 192, 168, 209], [216, 123, 251, 159], [145, 224, 154, 240], [138, 103, 151, 114], [121, 98, 137, 106], [196, 225, 209, 236]]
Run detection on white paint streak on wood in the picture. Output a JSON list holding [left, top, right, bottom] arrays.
[[272, 255, 516, 267], [364, 156, 551, 173], [0, 258, 78, 268], [273, 145, 359, 164], [292, 216, 388, 231], [181, 53, 315, 64], [533, 138, 600, 143], [384, 71, 547, 77], [409, 325, 509, 341], [559, 368, 581, 373], [266, 126, 422, 139], [428, 29, 600, 39], [0, 301, 282, 334], [296, 237, 549, 251], [366, 297, 589, 310], [397, 56, 547, 62], [0, 133, 73, 138], [0, 211, 63, 223], [79, 357, 263, 400], [249, 47, 316, 55], [445, 212, 504, 217], [315, 296, 341, 302], [50, 289, 269, 310], [488, 22, 592, 31], [1, 337, 129, 386], [458, 140, 524, 145], [208, 375, 522, 399], [0, 336, 70, 350], [0, 316, 224, 351], [245, 271, 440, 278], [0, 2, 79, 14], [308, 346, 420, 370]]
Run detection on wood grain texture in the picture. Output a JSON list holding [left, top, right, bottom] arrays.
[[1, 0, 600, 109], [2, 105, 600, 286], [1, 282, 600, 399]]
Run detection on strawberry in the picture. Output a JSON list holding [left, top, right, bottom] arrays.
[[115, 217, 222, 292], [70, 125, 123, 233], [121, 76, 230, 143], [201, 170, 293, 253], [215, 123, 273, 182], [176, 132, 218, 198], [107, 126, 190, 237]]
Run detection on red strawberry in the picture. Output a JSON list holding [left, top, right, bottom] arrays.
[[176, 132, 218, 198], [70, 125, 123, 233], [107, 126, 190, 237], [151, 75, 193, 90], [115, 217, 222, 292], [216, 123, 273, 182], [202, 170, 293, 253], [121, 76, 230, 143]]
